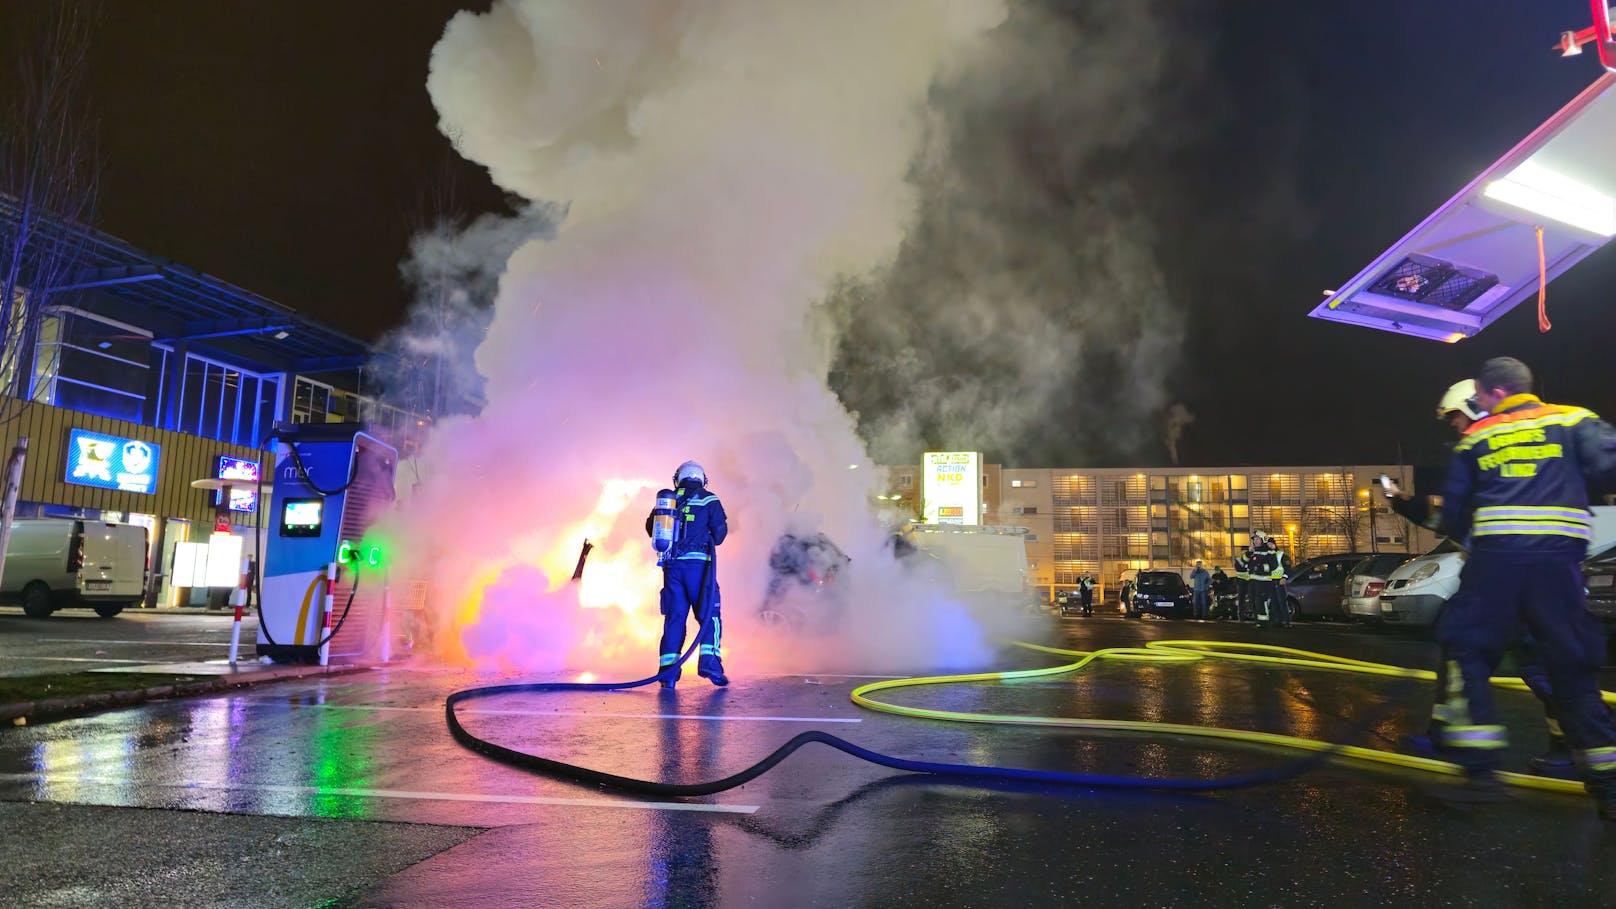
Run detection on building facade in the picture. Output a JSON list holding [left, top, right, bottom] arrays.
[[3, 199, 416, 608], [883, 463, 1435, 597]]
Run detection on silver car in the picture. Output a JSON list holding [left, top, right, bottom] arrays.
[[1342, 552, 1418, 622]]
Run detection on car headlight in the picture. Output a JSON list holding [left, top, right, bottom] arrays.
[[1408, 563, 1441, 584]]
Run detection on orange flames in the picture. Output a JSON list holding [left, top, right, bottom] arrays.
[[445, 478, 664, 669]]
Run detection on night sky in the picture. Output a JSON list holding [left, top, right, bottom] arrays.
[[5, 1, 1612, 471]]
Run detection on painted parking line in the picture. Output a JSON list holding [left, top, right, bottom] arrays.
[[39, 639, 234, 647], [0, 772, 758, 814], [8, 656, 150, 664], [780, 673, 908, 680], [260, 703, 861, 723]]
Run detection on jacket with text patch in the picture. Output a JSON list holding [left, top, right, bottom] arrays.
[[1440, 394, 1616, 556]]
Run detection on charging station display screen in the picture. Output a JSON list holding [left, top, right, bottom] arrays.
[[280, 498, 324, 537]]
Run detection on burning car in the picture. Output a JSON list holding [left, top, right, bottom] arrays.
[[758, 532, 852, 633]]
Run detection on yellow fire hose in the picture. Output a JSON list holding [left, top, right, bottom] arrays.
[[850, 639, 1616, 797]]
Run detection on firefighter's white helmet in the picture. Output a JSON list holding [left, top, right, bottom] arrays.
[[1250, 529, 1269, 546], [674, 460, 707, 486], [1436, 379, 1485, 421]]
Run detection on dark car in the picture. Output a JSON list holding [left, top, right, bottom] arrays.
[[1585, 553, 1616, 661], [1125, 571, 1193, 620], [1285, 553, 1370, 620], [759, 532, 852, 633]]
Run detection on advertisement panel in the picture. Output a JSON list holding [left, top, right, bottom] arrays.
[[65, 428, 160, 495], [923, 451, 981, 525], [216, 455, 261, 512]]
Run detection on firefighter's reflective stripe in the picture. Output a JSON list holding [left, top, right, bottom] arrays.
[[1579, 746, 1616, 772], [659, 652, 679, 666], [1476, 505, 1593, 521], [676, 551, 712, 561], [1443, 724, 1508, 749], [1453, 406, 1596, 453], [1547, 717, 1565, 737], [685, 495, 718, 506], [1472, 505, 1593, 540], [1472, 521, 1593, 540], [1430, 703, 1452, 724], [1443, 662, 1471, 725]]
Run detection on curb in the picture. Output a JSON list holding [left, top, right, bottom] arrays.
[[1, 664, 370, 726]]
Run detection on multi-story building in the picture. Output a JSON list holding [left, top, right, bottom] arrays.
[[882, 463, 1435, 598], [2, 199, 418, 607]]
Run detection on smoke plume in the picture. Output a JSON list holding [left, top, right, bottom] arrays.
[[370, 203, 560, 430], [384, 0, 1040, 677], [823, 1, 1194, 466], [1163, 402, 1194, 467]]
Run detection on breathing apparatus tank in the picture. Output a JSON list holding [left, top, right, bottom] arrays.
[[651, 489, 681, 565]]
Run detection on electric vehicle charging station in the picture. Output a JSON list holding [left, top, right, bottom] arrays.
[[257, 423, 397, 665]]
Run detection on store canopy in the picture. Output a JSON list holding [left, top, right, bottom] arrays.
[[1310, 71, 1616, 342]]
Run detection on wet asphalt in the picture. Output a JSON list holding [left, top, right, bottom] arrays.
[[3, 616, 1616, 908], [0, 608, 248, 677]]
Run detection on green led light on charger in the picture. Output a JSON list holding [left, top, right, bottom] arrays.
[[337, 540, 386, 567]]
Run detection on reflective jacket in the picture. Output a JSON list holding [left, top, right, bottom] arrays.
[[1247, 547, 1281, 582], [1233, 551, 1251, 581], [1441, 394, 1616, 557], [645, 483, 729, 562]]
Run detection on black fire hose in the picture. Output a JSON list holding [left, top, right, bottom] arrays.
[[444, 548, 1368, 797]]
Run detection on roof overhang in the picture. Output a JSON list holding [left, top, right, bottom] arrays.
[[1310, 71, 1616, 342]]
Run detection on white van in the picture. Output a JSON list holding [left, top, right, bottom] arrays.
[[2, 519, 149, 618], [906, 525, 1040, 611], [1378, 506, 1616, 628]]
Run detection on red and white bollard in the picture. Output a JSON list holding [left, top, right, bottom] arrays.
[[227, 556, 251, 665], [380, 580, 393, 664], [317, 561, 337, 667]]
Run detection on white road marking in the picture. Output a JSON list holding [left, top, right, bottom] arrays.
[[39, 639, 234, 647], [8, 656, 149, 664], [260, 702, 861, 723], [781, 673, 908, 680], [0, 772, 757, 814]]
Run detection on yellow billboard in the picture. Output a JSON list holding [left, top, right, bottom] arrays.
[[923, 451, 981, 525]]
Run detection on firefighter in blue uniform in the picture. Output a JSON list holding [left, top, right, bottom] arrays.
[[1387, 379, 1572, 775], [646, 460, 729, 689], [1247, 531, 1285, 628], [1437, 358, 1616, 815], [1232, 546, 1253, 622]]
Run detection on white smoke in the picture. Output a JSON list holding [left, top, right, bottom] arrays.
[[1163, 402, 1194, 466], [386, 0, 1036, 676]]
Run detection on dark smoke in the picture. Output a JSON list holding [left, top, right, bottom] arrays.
[[823, 0, 1203, 466]]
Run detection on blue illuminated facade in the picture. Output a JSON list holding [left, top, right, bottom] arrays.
[[3, 198, 387, 447]]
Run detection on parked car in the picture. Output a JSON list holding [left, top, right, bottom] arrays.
[[1585, 553, 1616, 659], [1285, 553, 1369, 620], [1376, 538, 1466, 629], [1125, 570, 1193, 620], [3, 519, 149, 618], [1377, 507, 1616, 629], [1342, 552, 1420, 622]]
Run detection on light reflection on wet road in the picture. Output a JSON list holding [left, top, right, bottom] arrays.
[[3, 617, 1616, 907]]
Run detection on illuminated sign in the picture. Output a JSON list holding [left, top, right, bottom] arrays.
[[923, 451, 981, 525], [216, 455, 261, 513], [65, 429, 159, 495]]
